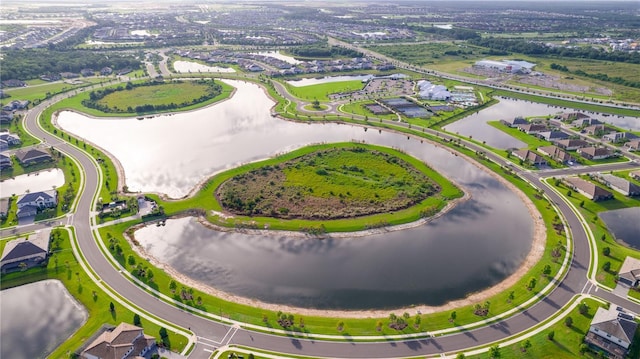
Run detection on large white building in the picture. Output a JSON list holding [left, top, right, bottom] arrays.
[[416, 80, 451, 101], [474, 59, 536, 74]]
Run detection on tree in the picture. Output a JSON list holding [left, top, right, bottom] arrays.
[[527, 277, 537, 291], [248, 354, 255, 359], [578, 302, 589, 315], [565, 316, 573, 327], [543, 264, 552, 277], [603, 247, 611, 256], [603, 261, 611, 272], [109, 301, 115, 312], [133, 313, 141, 326], [508, 291, 515, 303], [146, 269, 154, 282], [337, 321, 344, 331], [128, 255, 136, 266], [169, 280, 177, 293], [450, 311, 457, 322], [456, 354, 466, 359], [547, 330, 555, 341], [520, 339, 531, 352], [489, 345, 501, 358]]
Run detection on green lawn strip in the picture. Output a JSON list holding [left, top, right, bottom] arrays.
[[487, 121, 553, 150], [548, 177, 640, 288], [0, 228, 186, 358], [465, 298, 604, 359], [1, 78, 106, 104], [220, 345, 323, 359], [302, 104, 328, 111], [491, 90, 640, 117], [283, 80, 366, 102], [150, 142, 463, 233]]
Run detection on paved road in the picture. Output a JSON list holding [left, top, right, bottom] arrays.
[[10, 74, 640, 359]]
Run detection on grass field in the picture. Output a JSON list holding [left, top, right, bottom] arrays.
[[217, 145, 447, 220], [0, 229, 187, 357], [339, 100, 401, 121], [366, 43, 486, 67], [1, 78, 105, 104], [284, 80, 366, 101], [95, 81, 216, 111]]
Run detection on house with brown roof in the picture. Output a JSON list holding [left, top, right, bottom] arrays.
[[517, 123, 548, 134], [584, 306, 637, 359], [500, 116, 528, 128], [584, 124, 614, 136], [631, 170, 640, 181], [80, 322, 155, 359], [597, 174, 640, 196], [537, 145, 574, 164], [572, 118, 601, 128], [623, 139, 640, 151], [513, 149, 547, 166], [577, 147, 613, 160], [556, 139, 590, 151], [559, 112, 589, 121], [15, 148, 52, 165], [564, 177, 613, 201], [0, 229, 51, 272]]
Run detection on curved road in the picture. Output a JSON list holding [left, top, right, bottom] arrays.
[[9, 79, 640, 359]]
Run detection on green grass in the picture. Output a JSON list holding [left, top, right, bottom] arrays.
[[284, 80, 366, 101], [339, 100, 400, 121], [366, 43, 486, 67], [96, 81, 213, 111], [302, 103, 328, 111], [0, 228, 187, 358], [487, 121, 552, 149], [0, 117, 40, 149], [0, 78, 105, 104]]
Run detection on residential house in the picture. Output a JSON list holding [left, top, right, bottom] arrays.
[[513, 149, 547, 166], [245, 63, 264, 72], [537, 145, 574, 164], [559, 112, 589, 121], [15, 148, 52, 165], [40, 73, 62, 82], [116, 68, 132, 76], [0, 111, 13, 125], [16, 189, 58, 218], [0, 153, 12, 169], [618, 256, 640, 288], [60, 72, 80, 79], [624, 139, 640, 151], [81, 68, 95, 77], [584, 124, 614, 136], [602, 132, 639, 143], [577, 147, 613, 160], [0, 132, 21, 147], [1, 79, 27, 88], [0, 198, 9, 218], [537, 130, 570, 142], [556, 139, 590, 151], [2, 100, 30, 111], [597, 174, 640, 196], [80, 322, 155, 359], [100, 67, 113, 76], [572, 118, 601, 128], [500, 116, 528, 128], [630, 170, 640, 181], [563, 177, 613, 201], [584, 306, 637, 359], [0, 229, 51, 272], [517, 123, 548, 134]]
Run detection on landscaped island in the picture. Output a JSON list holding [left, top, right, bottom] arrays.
[[211, 143, 464, 230]]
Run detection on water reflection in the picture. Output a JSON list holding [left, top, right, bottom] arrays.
[[0, 168, 64, 197], [0, 280, 87, 359], [599, 207, 640, 250]]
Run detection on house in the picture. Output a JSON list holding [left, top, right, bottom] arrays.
[[563, 177, 613, 201], [0, 153, 11, 169], [584, 306, 637, 359], [0, 198, 9, 218], [2, 100, 30, 111], [81, 68, 95, 77], [245, 64, 264, 72], [517, 123, 548, 134], [100, 67, 113, 76], [584, 124, 614, 136], [40, 73, 62, 82], [16, 189, 58, 218], [625, 139, 640, 151], [0, 132, 21, 147], [597, 174, 640, 196], [513, 149, 547, 166], [500, 116, 528, 128], [0, 111, 13, 124], [537, 130, 570, 142], [618, 256, 640, 288], [572, 118, 601, 128], [80, 322, 155, 359], [559, 112, 589, 121], [556, 139, 590, 151], [602, 132, 639, 143], [1, 79, 27, 88], [101, 200, 128, 215], [15, 148, 52, 165], [116, 68, 132, 76], [577, 147, 613, 160], [631, 170, 640, 181], [0, 229, 51, 272], [537, 145, 574, 164]]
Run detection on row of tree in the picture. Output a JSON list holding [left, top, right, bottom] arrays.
[[550, 63, 640, 89]]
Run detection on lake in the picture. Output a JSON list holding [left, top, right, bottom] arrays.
[[173, 60, 236, 73], [0, 168, 64, 198], [599, 207, 640, 250]]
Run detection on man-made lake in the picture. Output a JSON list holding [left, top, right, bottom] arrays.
[[445, 97, 639, 149], [599, 207, 640, 250], [59, 79, 534, 310], [251, 51, 302, 65], [0, 168, 64, 197], [173, 60, 236, 73], [0, 280, 87, 359], [287, 75, 374, 87]]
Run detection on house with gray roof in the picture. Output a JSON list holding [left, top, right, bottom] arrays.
[[578, 146, 613, 160], [80, 322, 155, 359], [538, 145, 574, 164], [513, 149, 547, 166], [0, 131, 21, 149], [572, 118, 601, 128], [517, 123, 548, 134], [597, 174, 640, 196], [15, 148, 52, 165], [618, 256, 640, 288], [0, 153, 11, 169], [603, 132, 639, 143], [500, 116, 529, 128], [16, 189, 57, 218], [564, 177, 613, 201], [585, 306, 638, 359], [556, 139, 590, 151], [537, 130, 570, 143], [0, 229, 51, 272]]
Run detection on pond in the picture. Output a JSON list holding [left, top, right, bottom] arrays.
[[444, 97, 640, 149], [251, 51, 302, 65], [599, 207, 640, 250], [0, 168, 64, 198], [173, 60, 236, 73], [58, 79, 534, 310], [286, 75, 374, 87], [0, 280, 87, 359]]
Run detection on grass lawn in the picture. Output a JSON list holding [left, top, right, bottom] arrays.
[[0, 228, 187, 358], [339, 100, 400, 121], [548, 177, 640, 288], [95, 81, 214, 111], [1, 78, 106, 104], [284, 80, 366, 101], [0, 116, 40, 149], [487, 121, 552, 149], [302, 103, 328, 111]]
